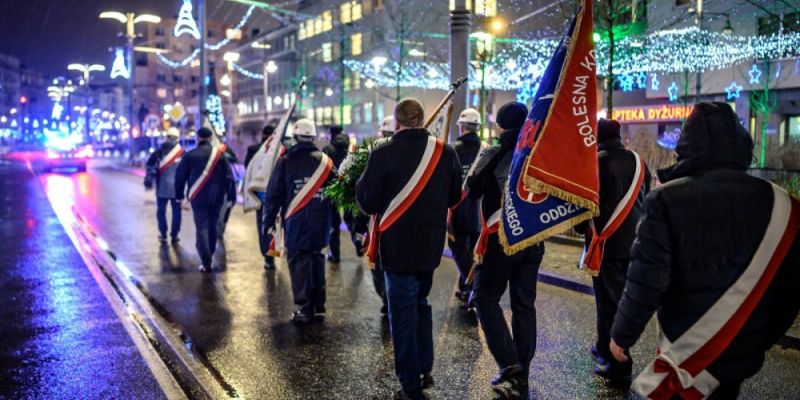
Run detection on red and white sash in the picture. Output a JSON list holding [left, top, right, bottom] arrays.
[[284, 154, 334, 219], [633, 183, 799, 400], [158, 144, 184, 174], [187, 146, 224, 202], [473, 209, 501, 264], [365, 136, 445, 265], [582, 151, 646, 276]]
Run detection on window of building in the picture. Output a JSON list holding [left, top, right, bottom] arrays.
[[375, 0, 383, 10], [156, 73, 166, 83], [157, 88, 167, 98], [343, 104, 352, 125], [306, 20, 315, 38], [364, 102, 373, 123], [315, 107, 324, 124], [191, 75, 198, 83], [353, 105, 361, 124], [363, 0, 372, 15], [174, 88, 184, 97], [323, 10, 333, 31], [299, 24, 306, 40], [377, 102, 385, 122], [352, 2, 362, 21], [322, 43, 333, 62], [266, 96, 272, 112], [156, 42, 166, 49], [208, 29, 215, 38], [787, 115, 800, 143], [191, 89, 198, 98], [155, 27, 165, 36], [675, 0, 691, 6], [353, 72, 361, 90], [341, 2, 352, 23], [173, 75, 183, 83], [323, 107, 333, 124], [475, 0, 496, 16], [315, 15, 323, 35], [351, 33, 363, 55], [136, 54, 148, 66]]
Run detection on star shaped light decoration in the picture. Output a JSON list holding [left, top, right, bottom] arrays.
[[636, 72, 647, 89], [667, 81, 679, 102], [651, 74, 660, 91], [725, 81, 743, 100], [619, 74, 635, 91], [748, 64, 762, 84]]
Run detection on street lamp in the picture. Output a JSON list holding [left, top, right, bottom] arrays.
[[68, 63, 105, 142], [99, 11, 161, 160]]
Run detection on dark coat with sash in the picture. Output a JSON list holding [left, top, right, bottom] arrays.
[[611, 103, 800, 383], [356, 128, 462, 273], [451, 132, 483, 233], [145, 139, 182, 199], [174, 140, 235, 208], [263, 142, 333, 251]]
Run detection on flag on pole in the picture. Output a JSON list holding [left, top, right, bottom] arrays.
[[499, 0, 599, 254]]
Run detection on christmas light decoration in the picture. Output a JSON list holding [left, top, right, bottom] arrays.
[[174, 0, 201, 39], [110, 48, 129, 80], [748, 64, 762, 84], [619, 74, 635, 91], [725, 81, 743, 100], [651, 73, 660, 91], [636, 72, 647, 89], [232, 62, 265, 80], [206, 94, 225, 133], [667, 81, 679, 102]]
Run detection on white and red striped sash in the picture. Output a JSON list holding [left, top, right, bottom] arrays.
[[473, 209, 501, 264], [365, 136, 444, 265], [187, 146, 224, 202], [633, 184, 799, 400], [158, 144, 184, 174], [284, 154, 334, 219], [582, 151, 646, 276]]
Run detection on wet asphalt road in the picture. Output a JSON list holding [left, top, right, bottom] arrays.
[[0, 160, 165, 399], [6, 158, 800, 399]]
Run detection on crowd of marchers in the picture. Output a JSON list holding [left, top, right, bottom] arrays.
[[142, 100, 800, 400]]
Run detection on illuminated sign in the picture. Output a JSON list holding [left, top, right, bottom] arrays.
[[610, 104, 694, 124]]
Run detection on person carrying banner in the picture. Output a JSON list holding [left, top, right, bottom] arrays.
[[323, 125, 351, 263], [263, 119, 335, 324], [466, 102, 545, 399], [356, 99, 462, 400], [573, 118, 651, 385], [175, 127, 235, 272], [246, 125, 278, 269], [144, 127, 184, 244], [609, 102, 800, 399], [449, 108, 485, 304]]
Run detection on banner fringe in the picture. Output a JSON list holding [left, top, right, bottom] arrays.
[[523, 176, 599, 216], [499, 210, 594, 255]]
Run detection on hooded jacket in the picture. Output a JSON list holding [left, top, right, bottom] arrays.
[[356, 128, 462, 273], [451, 131, 483, 233], [323, 133, 351, 169], [263, 142, 333, 250], [611, 102, 800, 383]]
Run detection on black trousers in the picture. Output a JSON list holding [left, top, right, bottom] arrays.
[[329, 209, 367, 258], [473, 236, 544, 377], [192, 204, 221, 268], [286, 248, 326, 314], [156, 197, 181, 238], [329, 206, 342, 258], [255, 207, 274, 264], [448, 230, 479, 292], [592, 258, 632, 374]]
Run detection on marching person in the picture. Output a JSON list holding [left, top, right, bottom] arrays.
[[379, 116, 395, 139], [609, 102, 800, 399], [448, 108, 484, 304], [323, 125, 350, 263], [245, 125, 278, 269], [467, 102, 544, 399], [217, 137, 239, 240], [175, 127, 235, 273], [263, 119, 335, 324], [574, 118, 651, 385], [144, 127, 184, 244], [356, 99, 462, 400]]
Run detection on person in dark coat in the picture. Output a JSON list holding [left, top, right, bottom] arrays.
[[145, 128, 184, 243], [263, 119, 334, 324], [574, 118, 651, 384], [175, 127, 235, 272], [467, 102, 544, 399], [448, 108, 484, 304], [246, 125, 277, 269], [609, 102, 800, 399], [322, 125, 352, 262], [217, 139, 239, 239], [356, 99, 462, 400]]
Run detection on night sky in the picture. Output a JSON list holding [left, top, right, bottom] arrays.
[[0, 0, 261, 78]]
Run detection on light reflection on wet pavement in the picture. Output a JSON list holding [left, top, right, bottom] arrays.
[[5, 158, 799, 399]]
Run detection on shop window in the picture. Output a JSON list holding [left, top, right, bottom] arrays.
[[787, 115, 800, 143]]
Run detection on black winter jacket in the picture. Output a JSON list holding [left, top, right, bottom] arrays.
[[450, 132, 483, 233], [244, 139, 265, 168], [611, 103, 800, 383], [356, 128, 462, 273], [323, 134, 350, 169], [576, 138, 651, 259], [263, 142, 333, 251], [174, 140, 235, 207]]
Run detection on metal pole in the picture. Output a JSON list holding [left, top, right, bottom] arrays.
[[340, 25, 346, 129], [449, 1, 470, 143], [694, 2, 703, 103], [127, 13, 136, 160], [199, 0, 207, 129]]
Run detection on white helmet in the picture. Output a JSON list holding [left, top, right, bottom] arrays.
[[292, 118, 317, 141], [457, 108, 481, 125], [165, 127, 180, 139], [379, 116, 395, 133]]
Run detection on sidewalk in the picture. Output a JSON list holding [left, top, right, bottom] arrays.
[[0, 160, 167, 399]]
